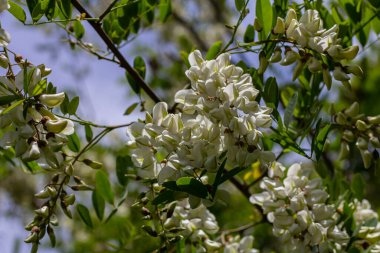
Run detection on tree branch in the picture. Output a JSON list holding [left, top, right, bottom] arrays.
[[70, 0, 162, 103], [98, 0, 119, 22]]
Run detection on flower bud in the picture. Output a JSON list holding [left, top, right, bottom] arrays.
[[338, 141, 350, 160], [64, 164, 74, 175], [273, 17, 285, 34], [342, 130, 355, 142], [292, 60, 304, 81], [257, 51, 268, 74], [24, 232, 38, 243], [34, 206, 49, 218], [322, 67, 332, 90], [22, 141, 41, 162], [340, 45, 359, 60], [63, 194, 76, 206], [345, 64, 363, 77], [333, 66, 350, 81], [253, 17, 263, 32], [45, 119, 68, 133], [360, 150, 372, 169], [285, 9, 297, 28], [37, 64, 52, 77], [0, 54, 8, 68], [308, 57, 322, 73], [280, 48, 299, 66], [35, 189, 50, 199], [344, 102, 360, 118], [370, 136, 380, 148], [355, 120, 369, 131], [39, 92, 65, 108], [269, 47, 282, 63], [335, 112, 346, 125], [367, 115, 380, 124], [356, 137, 368, 150]]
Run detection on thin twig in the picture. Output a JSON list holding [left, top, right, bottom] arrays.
[[98, 0, 119, 22], [70, 0, 162, 103]]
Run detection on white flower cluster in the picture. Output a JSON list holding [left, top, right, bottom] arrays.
[[163, 200, 259, 253], [350, 199, 380, 252], [0, 64, 74, 169], [224, 235, 259, 253], [335, 102, 380, 169], [265, 9, 362, 89], [250, 162, 349, 252], [127, 50, 274, 182], [164, 200, 221, 252]]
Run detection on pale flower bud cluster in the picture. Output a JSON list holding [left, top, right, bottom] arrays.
[[335, 102, 380, 169], [349, 199, 380, 251], [163, 200, 221, 252], [266, 8, 362, 89], [0, 62, 74, 169], [127, 50, 274, 182], [250, 162, 349, 252], [223, 235, 259, 253]]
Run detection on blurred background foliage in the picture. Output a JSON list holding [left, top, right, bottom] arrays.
[[1, 0, 380, 252]]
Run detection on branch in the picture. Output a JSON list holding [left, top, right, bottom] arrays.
[[98, 0, 119, 22], [70, 0, 162, 104]]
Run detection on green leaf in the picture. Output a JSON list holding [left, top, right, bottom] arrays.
[[58, 0, 72, 19], [92, 189, 105, 221], [31, 79, 47, 96], [31, 0, 49, 23], [45, 0, 56, 20], [73, 21, 85, 40], [234, 0, 245, 11], [83, 159, 103, 169], [116, 155, 133, 186], [67, 133, 80, 152], [313, 122, 331, 160], [95, 170, 114, 205], [284, 92, 298, 128], [176, 177, 208, 199], [124, 102, 139, 115], [133, 57, 146, 79], [60, 93, 69, 114], [351, 173, 365, 200], [256, 0, 273, 39], [0, 95, 20, 106], [205, 41, 223, 60], [152, 189, 187, 205], [68, 96, 79, 115], [0, 100, 24, 116], [159, 0, 172, 22], [84, 125, 93, 142], [104, 208, 118, 223], [212, 158, 227, 192], [8, 2, 27, 23], [47, 226, 56, 247], [243, 24, 255, 43], [76, 204, 93, 228], [26, 0, 38, 15], [263, 77, 279, 108]]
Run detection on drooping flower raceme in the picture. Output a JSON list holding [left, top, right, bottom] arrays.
[[163, 200, 260, 253], [349, 199, 380, 251], [0, 63, 74, 169], [127, 50, 274, 183], [250, 162, 349, 252], [264, 9, 362, 89]]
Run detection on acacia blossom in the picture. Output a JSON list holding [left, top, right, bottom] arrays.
[[127, 50, 274, 182]]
